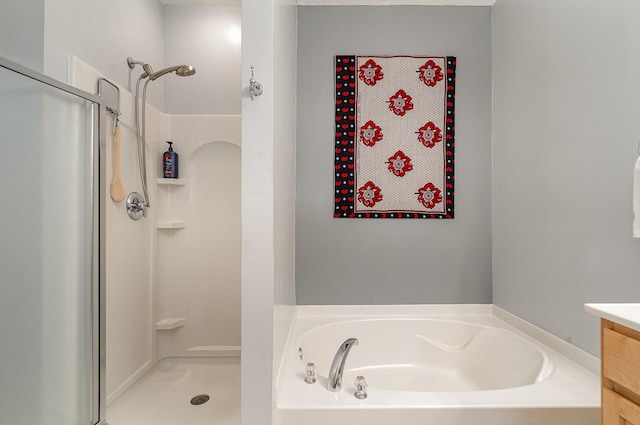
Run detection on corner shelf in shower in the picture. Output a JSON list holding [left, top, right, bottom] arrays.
[[157, 221, 187, 229], [156, 318, 186, 330], [156, 178, 188, 229], [156, 178, 187, 186]]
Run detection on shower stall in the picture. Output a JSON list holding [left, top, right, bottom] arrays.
[[0, 52, 242, 424], [0, 57, 106, 424]]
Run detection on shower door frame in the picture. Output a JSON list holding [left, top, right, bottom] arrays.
[[0, 56, 106, 425]]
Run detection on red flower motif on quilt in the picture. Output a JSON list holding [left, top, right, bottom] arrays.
[[359, 120, 383, 147], [358, 59, 384, 86], [417, 122, 443, 148], [388, 90, 414, 116], [418, 60, 443, 87], [357, 181, 383, 208], [417, 183, 443, 209], [387, 150, 413, 177]]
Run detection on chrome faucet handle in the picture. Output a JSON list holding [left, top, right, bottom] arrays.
[[304, 362, 317, 384], [354, 375, 368, 399]]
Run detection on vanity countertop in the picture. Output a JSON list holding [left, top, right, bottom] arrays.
[[585, 303, 640, 332]]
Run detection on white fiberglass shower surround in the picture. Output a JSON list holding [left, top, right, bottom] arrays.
[[65, 57, 242, 414], [0, 54, 241, 424]]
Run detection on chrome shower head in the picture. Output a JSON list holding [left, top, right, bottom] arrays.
[[176, 65, 196, 77], [127, 57, 196, 80]]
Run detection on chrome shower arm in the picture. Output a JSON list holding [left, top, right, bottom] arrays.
[[127, 57, 145, 69], [148, 65, 181, 80]]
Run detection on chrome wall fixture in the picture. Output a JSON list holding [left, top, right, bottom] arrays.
[[97, 77, 120, 121], [126, 56, 196, 219], [126, 192, 147, 221], [249, 65, 263, 100]]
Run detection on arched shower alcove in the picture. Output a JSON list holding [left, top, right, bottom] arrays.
[[155, 140, 241, 359]]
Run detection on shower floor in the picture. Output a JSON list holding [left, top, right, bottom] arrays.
[[107, 357, 240, 425]]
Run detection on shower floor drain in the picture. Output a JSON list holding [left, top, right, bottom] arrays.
[[190, 394, 210, 406]]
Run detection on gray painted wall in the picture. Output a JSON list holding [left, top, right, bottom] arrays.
[[43, 0, 164, 106], [0, 0, 45, 72], [492, 0, 640, 356], [164, 5, 241, 115], [296, 6, 493, 305], [2, 0, 241, 116]]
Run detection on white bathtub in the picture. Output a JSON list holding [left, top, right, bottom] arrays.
[[275, 305, 600, 425]]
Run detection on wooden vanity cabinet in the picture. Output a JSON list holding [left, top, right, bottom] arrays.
[[602, 319, 640, 425]]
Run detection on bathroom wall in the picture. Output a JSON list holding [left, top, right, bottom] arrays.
[[273, 0, 298, 387], [43, 0, 165, 105], [241, 0, 297, 424], [492, 0, 640, 356], [163, 5, 242, 115], [0, 0, 163, 99], [296, 6, 493, 304], [0, 0, 45, 72], [154, 115, 242, 360], [38, 0, 242, 115], [103, 108, 160, 404], [155, 4, 242, 361]]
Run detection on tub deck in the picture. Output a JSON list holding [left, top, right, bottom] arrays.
[[275, 305, 600, 425]]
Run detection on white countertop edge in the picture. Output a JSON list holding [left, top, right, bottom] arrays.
[[585, 303, 640, 333]]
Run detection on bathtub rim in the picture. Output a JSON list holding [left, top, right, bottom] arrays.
[[275, 304, 600, 410], [288, 304, 598, 374], [297, 316, 554, 392]]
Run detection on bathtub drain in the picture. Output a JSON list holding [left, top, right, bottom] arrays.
[[190, 394, 210, 406]]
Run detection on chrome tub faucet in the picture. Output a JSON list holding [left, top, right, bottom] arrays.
[[327, 338, 359, 392]]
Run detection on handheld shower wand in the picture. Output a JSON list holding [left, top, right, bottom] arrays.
[[146, 64, 196, 80], [126, 57, 196, 216]]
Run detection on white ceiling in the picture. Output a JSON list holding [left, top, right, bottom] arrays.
[[160, 0, 495, 5], [298, 0, 495, 4], [160, 0, 240, 5]]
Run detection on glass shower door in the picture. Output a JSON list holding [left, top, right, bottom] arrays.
[[0, 58, 102, 425]]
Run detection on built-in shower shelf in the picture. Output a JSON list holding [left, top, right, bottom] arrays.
[[156, 180, 187, 229], [157, 221, 187, 229], [156, 178, 187, 186], [156, 318, 186, 330]]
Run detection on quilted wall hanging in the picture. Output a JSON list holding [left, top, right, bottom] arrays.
[[334, 55, 456, 219]]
